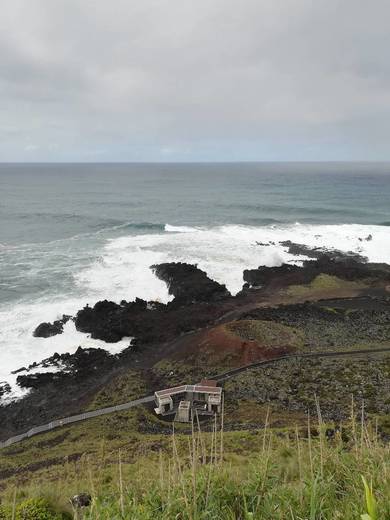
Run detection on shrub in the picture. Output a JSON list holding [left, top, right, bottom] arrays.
[[15, 498, 67, 520], [0, 506, 11, 520]]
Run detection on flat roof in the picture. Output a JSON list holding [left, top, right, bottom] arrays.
[[155, 383, 222, 399]]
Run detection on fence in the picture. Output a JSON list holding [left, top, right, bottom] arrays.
[[0, 395, 154, 449], [1, 346, 390, 450]]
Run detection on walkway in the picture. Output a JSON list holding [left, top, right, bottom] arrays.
[[1, 346, 390, 449]]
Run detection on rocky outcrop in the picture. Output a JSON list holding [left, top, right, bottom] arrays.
[[243, 264, 303, 288], [0, 382, 11, 398], [75, 298, 152, 343], [73, 265, 230, 344], [75, 300, 129, 343], [16, 347, 115, 390], [16, 372, 60, 390], [243, 253, 390, 289], [74, 294, 227, 346], [71, 494, 91, 508], [279, 240, 368, 262], [151, 262, 230, 306], [33, 315, 72, 338]]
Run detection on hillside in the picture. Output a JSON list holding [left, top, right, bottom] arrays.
[[0, 416, 389, 518], [0, 245, 390, 517]]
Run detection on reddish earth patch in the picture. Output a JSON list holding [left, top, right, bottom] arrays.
[[170, 322, 295, 368]]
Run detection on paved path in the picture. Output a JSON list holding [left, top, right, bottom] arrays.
[[1, 346, 390, 450]]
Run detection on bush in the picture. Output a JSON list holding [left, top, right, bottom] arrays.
[[0, 506, 11, 520], [14, 498, 67, 520]]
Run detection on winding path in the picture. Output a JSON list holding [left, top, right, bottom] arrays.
[[212, 346, 390, 381], [1, 346, 390, 450]]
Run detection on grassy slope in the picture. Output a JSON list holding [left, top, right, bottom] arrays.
[[1, 418, 389, 519]]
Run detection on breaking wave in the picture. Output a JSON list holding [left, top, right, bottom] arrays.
[[1, 221, 390, 400]]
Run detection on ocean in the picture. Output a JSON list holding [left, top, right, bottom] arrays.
[[1, 162, 390, 399]]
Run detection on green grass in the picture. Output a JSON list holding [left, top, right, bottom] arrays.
[[87, 369, 149, 411], [285, 274, 366, 298], [1, 413, 389, 519]]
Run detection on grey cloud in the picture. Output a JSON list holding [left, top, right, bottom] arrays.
[[0, 0, 390, 161]]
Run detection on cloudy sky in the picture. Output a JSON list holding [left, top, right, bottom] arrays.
[[1, 0, 390, 162]]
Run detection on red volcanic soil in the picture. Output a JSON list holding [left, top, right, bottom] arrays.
[[168, 320, 300, 368]]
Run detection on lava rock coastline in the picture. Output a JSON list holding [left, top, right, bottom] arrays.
[[151, 262, 230, 306], [243, 251, 390, 289], [1, 250, 390, 439], [33, 315, 72, 338]]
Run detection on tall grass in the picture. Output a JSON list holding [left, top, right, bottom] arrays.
[[1, 405, 390, 519]]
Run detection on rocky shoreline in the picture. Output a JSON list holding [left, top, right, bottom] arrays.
[[1, 242, 390, 439]]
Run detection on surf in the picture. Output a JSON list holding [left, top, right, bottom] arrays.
[[1, 221, 390, 401]]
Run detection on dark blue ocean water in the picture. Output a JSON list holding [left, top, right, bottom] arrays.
[[1, 162, 390, 246]]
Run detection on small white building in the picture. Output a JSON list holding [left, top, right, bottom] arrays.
[[154, 380, 222, 421]]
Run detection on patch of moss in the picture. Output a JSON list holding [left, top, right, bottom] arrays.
[[285, 274, 365, 298]]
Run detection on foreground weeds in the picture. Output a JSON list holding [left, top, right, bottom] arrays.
[[1, 404, 389, 519]]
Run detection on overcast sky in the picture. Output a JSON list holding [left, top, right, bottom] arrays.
[[1, 0, 390, 162]]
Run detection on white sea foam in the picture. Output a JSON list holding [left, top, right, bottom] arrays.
[[165, 224, 200, 233], [0, 302, 133, 402], [1, 222, 390, 401]]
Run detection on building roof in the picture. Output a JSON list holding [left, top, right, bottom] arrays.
[[155, 383, 222, 399]]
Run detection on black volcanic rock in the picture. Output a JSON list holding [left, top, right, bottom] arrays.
[[16, 347, 115, 390], [17, 372, 60, 390], [151, 262, 230, 306], [74, 293, 226, 345], [75, 298, 148, 343], [244, 264, 303, 288], [60, 346, 115, 379], [75, 301, 124, 342], [279, 240, 368, 262], [243, 253, 390, 289], [37, 264, 230, 346], [0, 382, 11, 398], [33, 315, 71, 338], [33, 322, 63, 338], [71, 494, 92, 508]]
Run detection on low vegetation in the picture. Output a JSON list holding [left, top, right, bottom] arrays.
[[0, 406, 389, 519], [226, 320, 305, 349], [284, 274, 366, 298]]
